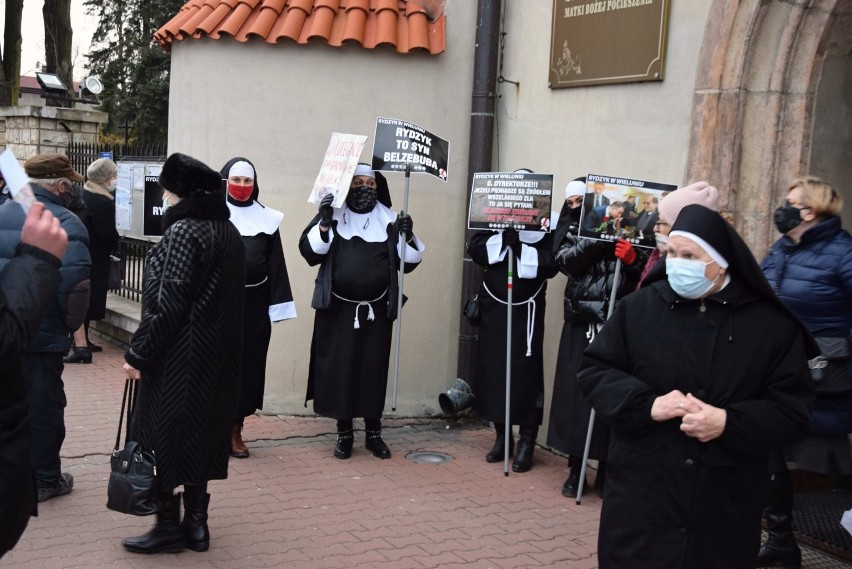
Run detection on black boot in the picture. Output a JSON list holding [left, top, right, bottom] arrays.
[[512, 425, 538, 473], [757, 469, 801, 568], [365, 418, 391, 459], [485, 423, 514, 463], [63, 347, 92, 364], [334, 419, 354, 459], [182, 485, 210, 552], [123, 492, 186, 554], [562, 456, 587, 498]]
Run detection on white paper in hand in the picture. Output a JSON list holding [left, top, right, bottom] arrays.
[[0, 149, 35, 213]]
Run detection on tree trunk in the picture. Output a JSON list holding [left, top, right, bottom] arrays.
[[0, 0, 25, 106], [43, 0, 74, 104]]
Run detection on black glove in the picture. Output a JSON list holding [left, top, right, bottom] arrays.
[[397, 211, 414, 242], [318, 193, 334, 227], [502, 228, 521, 255]]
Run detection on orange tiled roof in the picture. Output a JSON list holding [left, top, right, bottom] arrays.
[[155, 0, 446, 55]]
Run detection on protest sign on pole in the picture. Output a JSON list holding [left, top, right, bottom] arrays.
[[577, 174, 677, 249], [468, 172, 554, 232], [371, 117, 449, 182], [308, 132, 368, 207]]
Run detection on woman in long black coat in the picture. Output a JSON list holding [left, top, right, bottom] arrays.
[[121, 153, 245, 555], [64, 158, 119, 363], [578, 205, 815, 569]]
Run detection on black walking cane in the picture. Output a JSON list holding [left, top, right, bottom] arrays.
[[575, 258, 622, 504]]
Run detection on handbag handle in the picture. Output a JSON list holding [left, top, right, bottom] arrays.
[[113, 379, 135, 453]]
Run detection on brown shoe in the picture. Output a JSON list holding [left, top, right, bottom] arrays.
[[230, 421, 249, 458]]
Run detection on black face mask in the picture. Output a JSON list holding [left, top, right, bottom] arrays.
[[346, 185, 377, 214], [567, 204, 582, 223], [773, 200, 803, 234]]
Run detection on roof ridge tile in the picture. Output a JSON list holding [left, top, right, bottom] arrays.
[[155, 0, 445, 55]]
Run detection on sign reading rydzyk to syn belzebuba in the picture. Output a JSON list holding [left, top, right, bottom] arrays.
[[371, 117, 450, 182]]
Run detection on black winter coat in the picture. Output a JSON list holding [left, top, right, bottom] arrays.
[[0, 245, 61, 556], [80, 182, 119, 321], [555, 232, 644, 323], [578, 277, 814, 569], [0, 186, 90, 353], [125, 193, 245, 491]]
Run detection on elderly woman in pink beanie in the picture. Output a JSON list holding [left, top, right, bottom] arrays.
[[638, 181, 719, 287]]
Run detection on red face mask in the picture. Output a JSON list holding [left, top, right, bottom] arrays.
[[228, 182, 253, 202]]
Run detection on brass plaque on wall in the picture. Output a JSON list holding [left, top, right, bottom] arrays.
[[549, 0, 670, 88]]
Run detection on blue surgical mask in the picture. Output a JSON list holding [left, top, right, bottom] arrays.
[[162, 191, 172, 213], [666, 257, 718, 299]]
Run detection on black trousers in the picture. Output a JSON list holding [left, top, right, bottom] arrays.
[[23, 354, 66, 487]]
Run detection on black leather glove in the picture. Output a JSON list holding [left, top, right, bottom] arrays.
[[318, 193, 334, 227], [502, 228, 521, 255], [397, 211, 414, 242]]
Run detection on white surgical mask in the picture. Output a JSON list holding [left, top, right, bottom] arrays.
[[654, 232, 668, 252], [666, 257, 718, 299], [107, 178, 118, 191]]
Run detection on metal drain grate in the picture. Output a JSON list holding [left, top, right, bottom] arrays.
[[406, 451, 453, 464]]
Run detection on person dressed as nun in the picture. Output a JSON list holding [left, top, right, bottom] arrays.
[[220, 157, 296, 459], [299, 163, 424, 460], [547, 176, 644, 496], [467, 169, 558, 473], [578, 204, 815, 569]]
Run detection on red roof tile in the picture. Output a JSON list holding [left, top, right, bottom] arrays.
[[155, 0, 446, 55]]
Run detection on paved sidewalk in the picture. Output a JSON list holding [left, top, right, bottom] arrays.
[[6, 340, 601, 569], [8, 339, 851, 568]]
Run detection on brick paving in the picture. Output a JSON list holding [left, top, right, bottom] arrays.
[[6, 339, 601, 568], [7, 338, 851, 568]]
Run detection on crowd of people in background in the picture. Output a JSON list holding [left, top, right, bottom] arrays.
[[0, 149, 849, 568]]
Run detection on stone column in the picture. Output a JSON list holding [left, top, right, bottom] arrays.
[[0, 105, 108, 159]]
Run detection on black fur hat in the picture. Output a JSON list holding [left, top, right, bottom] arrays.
[[159, 152, 222, 198]]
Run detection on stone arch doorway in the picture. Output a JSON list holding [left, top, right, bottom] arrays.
[[685, 0, 852, 256]]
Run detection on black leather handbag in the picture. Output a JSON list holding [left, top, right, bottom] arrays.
[[463, 294, 481, 324], [106, 379, 157, 516], [463, 267, 485, 325]]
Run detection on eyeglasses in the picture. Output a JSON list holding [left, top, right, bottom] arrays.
[[654, 220, 670, 228]]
